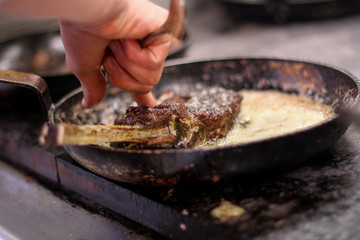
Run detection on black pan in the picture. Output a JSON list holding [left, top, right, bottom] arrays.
[[0, 58, 358, 185]]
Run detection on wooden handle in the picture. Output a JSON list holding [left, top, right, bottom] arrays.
[[39, 123, 176, 146]]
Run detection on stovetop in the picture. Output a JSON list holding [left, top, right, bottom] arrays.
[[2, 100, 360, 240], [1, 0, 360, 239]]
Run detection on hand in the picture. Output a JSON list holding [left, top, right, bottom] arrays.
[[59, 0, 171, 108]]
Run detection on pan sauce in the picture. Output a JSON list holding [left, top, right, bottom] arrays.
[[201, 90, 334, 148]]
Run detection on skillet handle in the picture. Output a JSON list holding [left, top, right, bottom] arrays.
[[0, 69, 53, 119]]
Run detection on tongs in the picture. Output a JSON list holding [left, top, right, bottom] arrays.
[[39, 0, 185, 146]]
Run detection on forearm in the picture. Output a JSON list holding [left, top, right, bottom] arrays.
[[0, 0, 125, 24], [1, 0, 168, 39]]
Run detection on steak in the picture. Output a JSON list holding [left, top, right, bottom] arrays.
[[113, 84, 243, 149], [113, 104, 205, 148]]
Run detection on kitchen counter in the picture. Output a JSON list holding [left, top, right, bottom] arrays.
[[185, 0, 360, 78], [1, 0, 360, 239]]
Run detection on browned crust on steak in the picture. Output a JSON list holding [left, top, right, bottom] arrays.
[[114, 85, 242, 148], [114, 104, 205, 148], [116, 104, 189, 127], [159, 85, 243, 140]]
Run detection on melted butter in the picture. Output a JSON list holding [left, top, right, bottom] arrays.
[[202, 90, 334, 147]]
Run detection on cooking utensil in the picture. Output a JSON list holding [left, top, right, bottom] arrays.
[[140, 0, 185, 48], [0, 58, 358, 185]]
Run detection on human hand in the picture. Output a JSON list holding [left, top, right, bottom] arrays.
[[59, 0, 171, 108]]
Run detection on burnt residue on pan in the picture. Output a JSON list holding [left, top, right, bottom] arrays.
[[164, 59, 358, 107], [49, 58, 359, 185]]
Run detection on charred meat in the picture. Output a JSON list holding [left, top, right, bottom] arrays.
[[158, 85, 243, 140], [114, 104, 205, 148], [113, 85, 243, 149]]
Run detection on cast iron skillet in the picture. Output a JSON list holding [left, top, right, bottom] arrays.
[[0, 57, 358, 185]]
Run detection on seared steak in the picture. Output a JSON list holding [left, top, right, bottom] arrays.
[[114, 85, 242, 148], [114, 104, 205, 148], [159, 85, 243, 140]]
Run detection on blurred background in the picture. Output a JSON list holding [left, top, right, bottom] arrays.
[[184, 0, 360, 78]]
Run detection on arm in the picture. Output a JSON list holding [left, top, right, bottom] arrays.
[[0, 0, 124, 24], [0, 0, 170, 107]]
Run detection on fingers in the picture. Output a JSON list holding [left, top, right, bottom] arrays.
[[103, 38, 171, 107], [60, 20, 109, 108], [103, 55, 158, 107], [109, 39, 171, 86], [121, 37, 172, 70], [103, 55, 153, 93], [131, 92, 158, 108], [60, 7, 171, 109], [78, 70, 108, 108]]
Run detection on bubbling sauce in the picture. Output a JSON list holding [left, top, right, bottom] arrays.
[[201, 90, 334, 148]]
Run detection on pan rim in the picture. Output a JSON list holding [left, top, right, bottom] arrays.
[[51, 56, 360, 155]]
